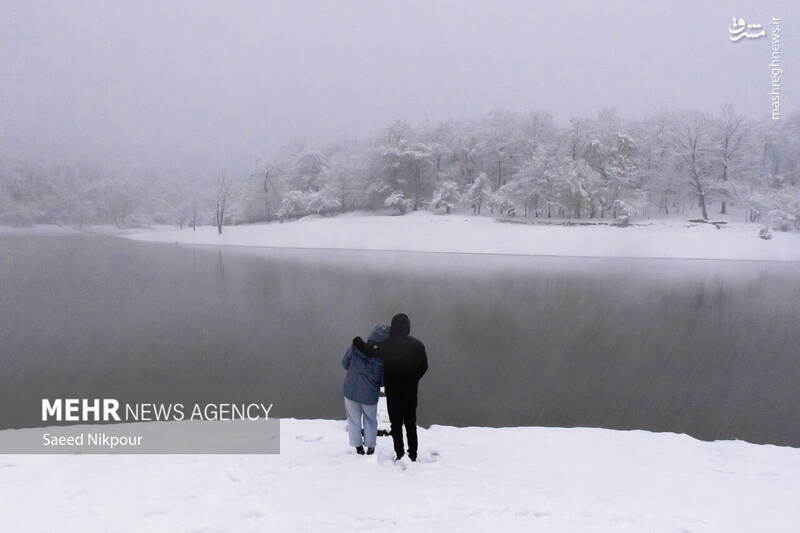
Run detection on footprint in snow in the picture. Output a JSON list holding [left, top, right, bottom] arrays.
[[295, 434, 324, 442], [393, 458, 410, 471], [239, 510, 267, 520], [415, 450, 440, 463]]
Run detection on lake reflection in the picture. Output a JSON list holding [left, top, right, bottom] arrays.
[[1, 233, 799, 446]]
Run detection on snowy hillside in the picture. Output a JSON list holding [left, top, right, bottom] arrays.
[[120, 212, 800, 262], [1, 418, 798, 532]]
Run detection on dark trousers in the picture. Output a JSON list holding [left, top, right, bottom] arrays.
[[386, 385, 418, 458]]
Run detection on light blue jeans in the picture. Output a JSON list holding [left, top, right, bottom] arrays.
[[344, 397, 378, 448]]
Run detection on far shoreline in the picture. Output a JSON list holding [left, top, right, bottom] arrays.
[[4, 210, 800, 262], [108, 211, 800, 263]]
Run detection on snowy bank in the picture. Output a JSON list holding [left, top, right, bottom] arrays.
[[2, 419, 799, 532], [120, 212, 800, 262]]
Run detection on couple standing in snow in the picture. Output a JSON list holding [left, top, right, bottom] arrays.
[[341, 313, 428, 461]]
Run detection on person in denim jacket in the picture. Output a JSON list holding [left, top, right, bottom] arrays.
[[341, 325, 389, 455]]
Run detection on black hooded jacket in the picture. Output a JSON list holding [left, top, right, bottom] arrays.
[[353, 313, 428, 390]]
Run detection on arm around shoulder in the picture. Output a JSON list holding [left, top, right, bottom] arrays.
[[353, 336, 380, 358]]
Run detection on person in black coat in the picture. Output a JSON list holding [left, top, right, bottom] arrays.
[[353, 313, 428, 461]]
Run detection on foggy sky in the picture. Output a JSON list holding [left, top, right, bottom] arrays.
[[1, 0, 797, 176]]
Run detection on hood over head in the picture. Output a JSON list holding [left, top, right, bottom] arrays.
[[390, 313, 411, 337], [367, 325, 390, 344]]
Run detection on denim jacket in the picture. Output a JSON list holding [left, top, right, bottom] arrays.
[[341, 325, 389, 405]]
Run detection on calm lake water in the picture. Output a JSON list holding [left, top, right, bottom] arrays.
[[1, 232, 799, 446]]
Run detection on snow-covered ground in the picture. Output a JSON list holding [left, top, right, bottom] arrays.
[[1, 418, 798, 532], [119, 212, 800, 261]]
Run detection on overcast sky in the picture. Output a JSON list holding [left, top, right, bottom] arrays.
[[1, 0, 797, 175]]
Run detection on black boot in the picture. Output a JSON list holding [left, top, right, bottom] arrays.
[[366, 447, 374, 455], [408, 451, 417, 462], [355, 446, 365, 455]]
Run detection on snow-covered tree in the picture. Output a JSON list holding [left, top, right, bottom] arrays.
[[670, 111, 715, 220], [713, 104, 748, 214], [3, 108, 800, 232], [381, 140, 432, 211], [466, 173, 492, 214], [307, 185, 342, 215], [277, 190, 309, 219], [489, 184, 517, 216], [214, 172, 235, 234], [384, 190, 414, 214], [429, 180, 461, 214], [522, 110, 555, 154]]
